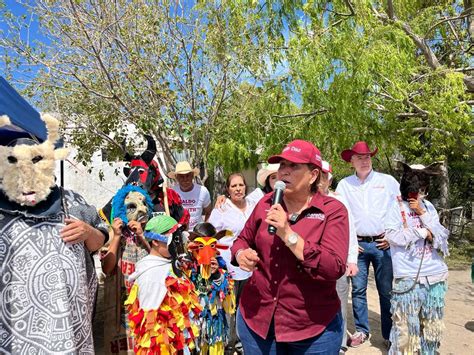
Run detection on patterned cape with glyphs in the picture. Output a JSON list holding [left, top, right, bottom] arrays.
[[0, 188, 108, 354]]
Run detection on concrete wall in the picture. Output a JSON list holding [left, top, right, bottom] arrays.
[[54, 149, 126, 209], [54, 143, 260, 209]]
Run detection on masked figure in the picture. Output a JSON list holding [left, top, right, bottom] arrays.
[[101, 185, 154, 354], [0, 114, 108, 354], [100, 135, 190, 229], [385, 164, 449, 355], [188, 222, 236, 355]]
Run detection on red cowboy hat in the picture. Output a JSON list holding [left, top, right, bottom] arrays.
[[341, 141, 378, 162]]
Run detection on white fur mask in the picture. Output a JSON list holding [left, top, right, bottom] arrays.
[[0, 114, 69, 206]]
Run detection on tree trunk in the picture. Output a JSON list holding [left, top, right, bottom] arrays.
[[212, 165, 226, 202], [464, 1, 473, 41], [439, 159, 450, 224]]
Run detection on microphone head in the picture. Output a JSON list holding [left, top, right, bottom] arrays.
[[274, 180, 286, 191]]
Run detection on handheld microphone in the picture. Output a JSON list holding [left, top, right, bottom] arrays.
[[268, 180, 286, 235]]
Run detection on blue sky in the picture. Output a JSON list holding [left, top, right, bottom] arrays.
[[0, 0, 47, 85]]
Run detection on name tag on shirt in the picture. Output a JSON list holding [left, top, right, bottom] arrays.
[[305, 213, 325, 221]]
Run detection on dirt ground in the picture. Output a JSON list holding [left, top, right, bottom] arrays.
[[346, 268, 474, 355], [93, 267, 474, 354]]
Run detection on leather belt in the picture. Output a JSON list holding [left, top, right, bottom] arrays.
[[357, 235, 384, 242]]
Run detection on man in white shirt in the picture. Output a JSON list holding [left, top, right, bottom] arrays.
[[168, 161, 212, 230], [336, 141, 400, 349]]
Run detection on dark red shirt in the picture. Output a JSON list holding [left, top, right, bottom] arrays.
[[231, 191, 349, 342]]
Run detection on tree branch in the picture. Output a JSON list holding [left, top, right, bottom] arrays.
[[272, 109, 328, 119], [425, 10, 473, 37], [372, 3, 440, 70], [326, 0, 355, 17], [387, 0, 395, 20], [453, 66, 474, 73], [397, 127, 452, 135]]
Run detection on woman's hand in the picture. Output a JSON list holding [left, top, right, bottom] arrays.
[[408, 198, 425, 215], [376, 237, 390, 250], [426, 229, 433, 243], [264, 204, 291, 240], [214, 195, 227, 210], [236, 248, 260, 272]]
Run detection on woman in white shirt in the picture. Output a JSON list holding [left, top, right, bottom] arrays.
[[319, 161, 359, 354], [209, 172, 261, 353], [209, 173, 257, 287], [210, 165, 279, 294]]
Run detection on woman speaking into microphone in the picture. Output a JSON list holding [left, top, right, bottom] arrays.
[[231, 140, 350, 354]]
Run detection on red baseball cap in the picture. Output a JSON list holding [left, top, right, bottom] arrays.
[[268, 140, 322, 168], [341, 141, 378, 162]]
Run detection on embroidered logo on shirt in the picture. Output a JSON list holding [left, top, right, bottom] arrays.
[[371, 185, 385, 189], [305, 212, 325, 220]]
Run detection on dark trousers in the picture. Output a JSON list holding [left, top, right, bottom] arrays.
[[237, 309, 343, 354]]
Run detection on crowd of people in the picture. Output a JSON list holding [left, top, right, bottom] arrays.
[[0, 115, 450, 355]]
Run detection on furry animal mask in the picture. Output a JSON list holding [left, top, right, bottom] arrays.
[[396, 161, 442, 200], [0, 114, 69, 206], [400, 166, 423, 201], [111, 185, 153, 224]]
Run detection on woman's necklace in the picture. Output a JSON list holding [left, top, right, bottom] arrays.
[[286, 194, 313, 216]]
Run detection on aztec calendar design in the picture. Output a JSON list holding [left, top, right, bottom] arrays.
[[0, 213, 96, 354]]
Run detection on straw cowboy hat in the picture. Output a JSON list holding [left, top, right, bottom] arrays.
[[256, 163, 280, 186], [167, 161, 200, 179], [341, 141, 378, 162]]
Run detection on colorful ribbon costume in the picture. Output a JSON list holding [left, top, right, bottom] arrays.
[[188, 223, 236, 355], [125, 215, 202, 354]]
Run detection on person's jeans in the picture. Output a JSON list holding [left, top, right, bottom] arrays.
[[351, 241, 393, 340], [237, 309, 342, 354]]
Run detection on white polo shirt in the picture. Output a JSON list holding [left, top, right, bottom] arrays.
[[336, 170, 400, 237]]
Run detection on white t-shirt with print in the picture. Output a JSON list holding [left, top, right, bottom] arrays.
[[173, 183, 211, 230]]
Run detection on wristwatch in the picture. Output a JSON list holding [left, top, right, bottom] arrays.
[[285, 232, 299, 247]]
